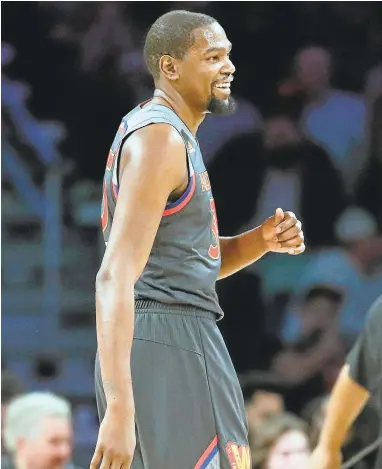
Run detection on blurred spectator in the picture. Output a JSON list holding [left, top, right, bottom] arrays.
[[1, 371, 25, 411], [281, 46, 367, 194], [208, 131, 263, 236], [250, 412, 310, 469], [356, 94, 382, 226], [209, 115, 344, 248], [282, 206, 382, 345], [2, 392, 77, 469], [217, 271, 268, 372], [364, 64, 382, 111], [198, 95, 263, 167], [2, 42, 16, 67], [246, 389, 284, 432], [301, 395, 329, 449], [271, 287, 345, 413], [49, 3, 131, 73], [47, 2, 151, 102], [252, 114, 345, 247], [293, 287, 342, 340], [1, 372, 24, 454]]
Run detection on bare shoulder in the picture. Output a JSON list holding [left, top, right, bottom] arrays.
[[119, 123, 186, 179], [100, 123, 187, 279]]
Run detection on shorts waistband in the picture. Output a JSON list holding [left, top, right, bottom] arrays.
[[134, 300, 217, 320]]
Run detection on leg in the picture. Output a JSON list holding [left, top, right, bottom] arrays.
[[198, 317, 251, 469], [131, 314, 219, 469], [95, 311, 250, 469]]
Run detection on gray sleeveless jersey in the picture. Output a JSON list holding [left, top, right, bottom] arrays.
[[101, 101, 223, 318]]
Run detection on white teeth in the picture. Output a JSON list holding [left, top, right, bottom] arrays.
[[215, 83, 230, 89]]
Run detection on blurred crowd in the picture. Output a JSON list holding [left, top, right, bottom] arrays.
[[2, 2, 382, 468]]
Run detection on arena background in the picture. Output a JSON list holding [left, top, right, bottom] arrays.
[[2, 2, 382, 468]]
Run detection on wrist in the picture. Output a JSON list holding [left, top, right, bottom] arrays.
[[108, 397, 135, 415], [257, 225, 270, 254], [104, 379, 135, 413]]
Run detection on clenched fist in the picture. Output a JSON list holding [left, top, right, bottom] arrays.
[[261, 208, 305, 255]]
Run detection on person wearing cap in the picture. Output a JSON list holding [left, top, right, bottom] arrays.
[[281, 206, 382, 346]]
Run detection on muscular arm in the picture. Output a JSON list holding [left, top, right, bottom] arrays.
[[95, 124, 187, 410], [317, 364, 370, 451], [218, 209, 305, 280], [218, 227, 268, 280]]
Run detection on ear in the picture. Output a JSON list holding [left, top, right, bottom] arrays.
[[159, 55, 179, 81]]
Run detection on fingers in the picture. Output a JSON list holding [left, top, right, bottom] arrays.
[[100, 453, 112, 469], [275, 215, 298, 234], [276, 224, 302, 242], [273, 207, 284, 226], [91, 446, 103, 469], [121, 458, 133, 469], [265, 210, 305, 255], [111, 458, 124, 469], [281, 231, 304, 245], [100, 453, 123, 469], [96, 454, 132, 469], [267, 239, 305, 255], [288, 243, 306, 255]]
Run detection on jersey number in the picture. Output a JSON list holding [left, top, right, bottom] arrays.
[[208, 198, 220, 260]]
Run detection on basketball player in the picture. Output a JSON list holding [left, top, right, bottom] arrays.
[[92, 10, 305, 469], [309, 295, 382, 469]]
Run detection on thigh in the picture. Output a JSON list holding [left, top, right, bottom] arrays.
[[200, 318, 251, 469], [95, 311, 250, 469], [131, 313, 219, 469]]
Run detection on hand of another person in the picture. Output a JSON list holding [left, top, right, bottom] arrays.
[[261, 208, 305, 255], [90, 403, 136, 469]]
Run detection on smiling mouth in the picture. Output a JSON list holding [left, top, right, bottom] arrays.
[[214, 82, 231, 89]]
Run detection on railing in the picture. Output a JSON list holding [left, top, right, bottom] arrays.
[[2, 71, 65, 348]]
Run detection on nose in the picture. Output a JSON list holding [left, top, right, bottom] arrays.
[[56, 442, 71, 460], [222, 55, 235, 76]]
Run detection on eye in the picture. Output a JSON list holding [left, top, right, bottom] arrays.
[[206, 56, 219, 62]]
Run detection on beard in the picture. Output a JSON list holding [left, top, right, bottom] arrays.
[[207, 95, 236, 115]]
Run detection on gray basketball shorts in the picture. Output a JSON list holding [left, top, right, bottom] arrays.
[[95, 302, 251, 469]]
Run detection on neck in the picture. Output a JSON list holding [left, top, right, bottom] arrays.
[[153, 87, 206, 136]]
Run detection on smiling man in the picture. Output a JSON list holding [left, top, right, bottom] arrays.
[[92, 10, 305, 469]]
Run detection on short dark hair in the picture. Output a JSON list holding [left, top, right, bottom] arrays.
[[303, 286, 343, 305], [143, 10, 217, 80]]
